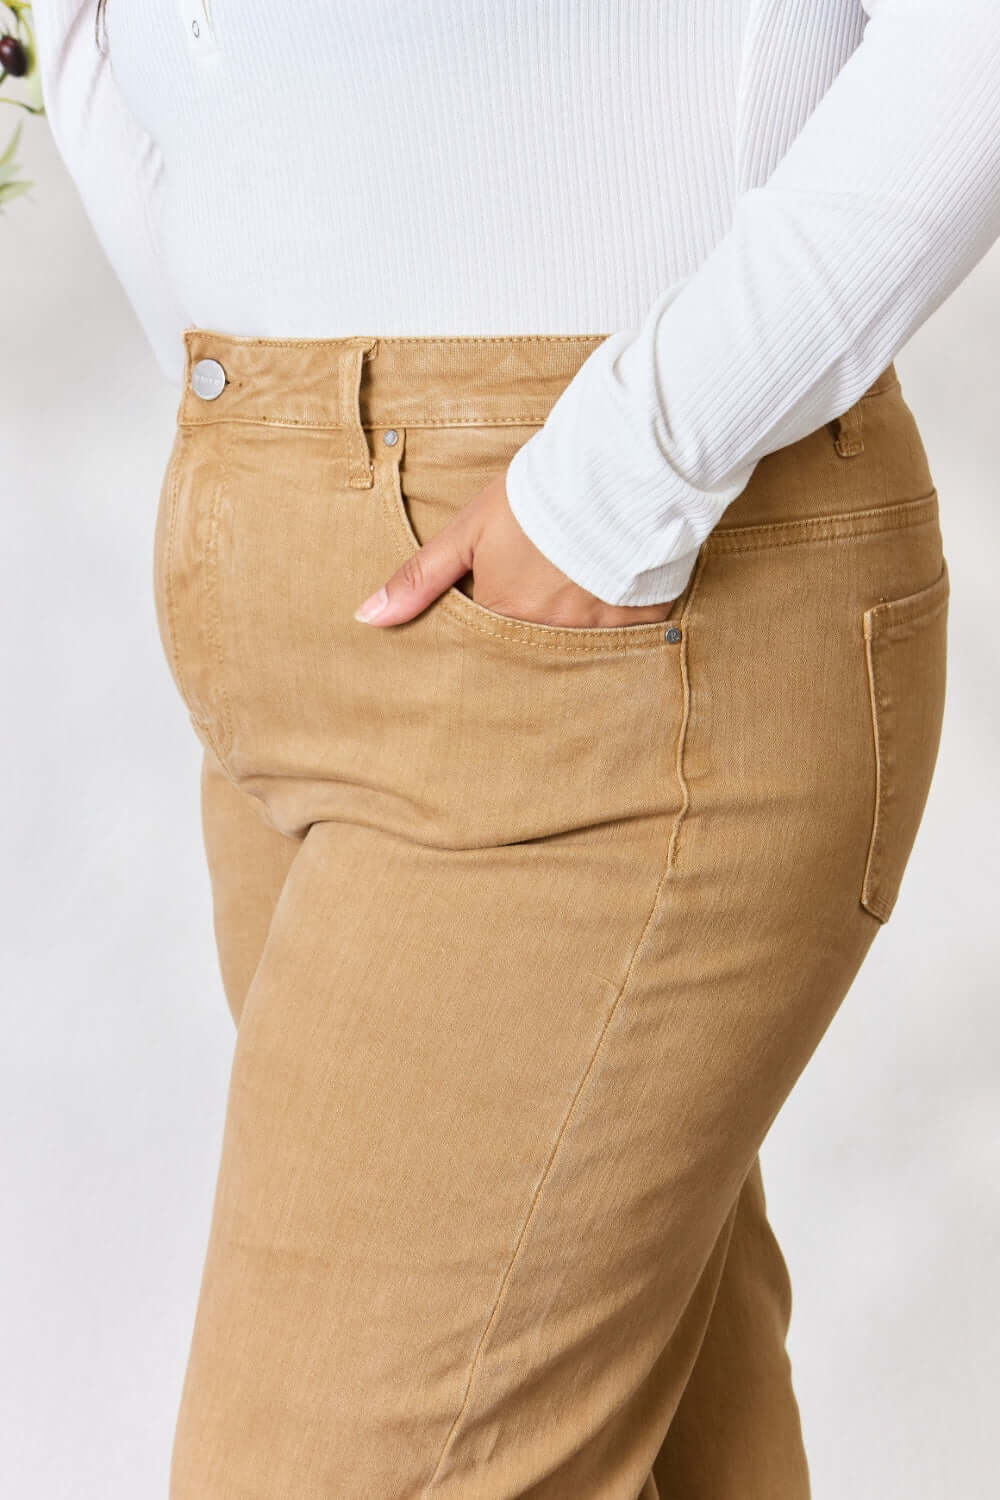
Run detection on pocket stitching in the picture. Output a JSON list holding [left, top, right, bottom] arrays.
[[861, 627, 893, 922], [709, 490, 938, 555], [378, 447, 671, 655], [859, 560, 949, 922]]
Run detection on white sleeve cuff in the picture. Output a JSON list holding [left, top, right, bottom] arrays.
[[503, 315, 757, 608]]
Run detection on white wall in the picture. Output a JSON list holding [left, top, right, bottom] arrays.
[[2, 117, 997, 1500]]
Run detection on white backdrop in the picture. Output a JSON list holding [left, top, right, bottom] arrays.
[[2, 120, 997, 1500]]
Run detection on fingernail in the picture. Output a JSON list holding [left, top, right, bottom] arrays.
[[353, 586, 389, 623]]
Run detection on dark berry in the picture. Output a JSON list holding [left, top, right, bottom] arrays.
[[0, 35, 28, 77]]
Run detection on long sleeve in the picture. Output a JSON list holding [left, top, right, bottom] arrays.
[[504, 0, 1000, 607], [31, 2, 188, 385]]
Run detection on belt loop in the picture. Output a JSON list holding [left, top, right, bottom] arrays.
[[832, 400, 865, 458], [341, 339, 378, 488]]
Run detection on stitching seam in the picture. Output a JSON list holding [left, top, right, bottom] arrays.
[[708, 491, 937, 554], [178, 414, 554, 430], [205, 422, 235, 758], [162, 437, 189, 704], [380, 454, 668, 653], [183, 331, 607, 349], [418, 830, 680, 1493], [861, 628, 890, 922], [666, 548, 707, 873]]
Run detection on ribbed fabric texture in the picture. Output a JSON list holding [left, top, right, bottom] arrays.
[[32, 2, 1000, 603]]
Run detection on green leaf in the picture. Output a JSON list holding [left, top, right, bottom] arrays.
[[0, 116, 23, 170], [0, 175, 33, 210]]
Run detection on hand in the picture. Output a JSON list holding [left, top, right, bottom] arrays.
[[353, 469, 677, 627]]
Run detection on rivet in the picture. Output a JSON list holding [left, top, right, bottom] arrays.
[[665, 625, 682, 643], [383, 428, 399, 446], [191, 357, 227, 400]]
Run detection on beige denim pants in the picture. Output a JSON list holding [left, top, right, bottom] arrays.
[[154, 329, 949, 1499]]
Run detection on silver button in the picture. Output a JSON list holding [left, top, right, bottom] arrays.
[[191, 358, 226, 400], [383, 428, 399, 446]]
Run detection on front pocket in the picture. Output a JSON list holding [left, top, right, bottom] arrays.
[[860, 558, 950, 922], [368, 431, 689, 846], [378, 438, 677, 655]]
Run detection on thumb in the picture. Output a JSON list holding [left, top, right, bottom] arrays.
[[353, 513, 476, 626]]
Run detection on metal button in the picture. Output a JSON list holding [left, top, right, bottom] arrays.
[[665, 625, 682, 643], [383, 429, 399, 446], [191, 357, 226, 400]]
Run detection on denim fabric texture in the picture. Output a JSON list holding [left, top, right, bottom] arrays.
[[154, 329, 948, 1499]]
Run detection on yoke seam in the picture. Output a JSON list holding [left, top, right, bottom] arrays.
[[708, 490, 938, 553]]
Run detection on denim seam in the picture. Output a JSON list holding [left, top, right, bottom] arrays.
[[863, 559, 950, 631], [162, 434, 191, 711], [369, 333, 605, 344], [194, 422, 235, 764], [859, 560, 949, 921], [419, 830, 681, 1494], [666, 547, 707, 874], [379, 444, 670, 653], [861, 626, 892, 923], [177, 414, 555, 430], [178, 390, 901, 434], [708, 490, 938, 553], [184, 331, 605, 348]]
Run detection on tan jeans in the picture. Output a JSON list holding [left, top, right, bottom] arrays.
[[154, 329, 949, 1499]]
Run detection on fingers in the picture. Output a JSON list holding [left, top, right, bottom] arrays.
[[354, 510, 477, 626]]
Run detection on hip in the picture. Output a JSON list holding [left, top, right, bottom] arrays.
[[151, 328, 948, 924]]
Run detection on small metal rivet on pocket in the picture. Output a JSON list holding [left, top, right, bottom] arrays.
[[665, 626, 682, 643], [191, 357, 226, 400], [383, 429, 399, 446]]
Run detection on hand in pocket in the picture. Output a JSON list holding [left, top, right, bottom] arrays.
[[353, 468, 678, 628]]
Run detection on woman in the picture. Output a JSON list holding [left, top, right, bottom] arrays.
[[31, 3, 995, 1496]]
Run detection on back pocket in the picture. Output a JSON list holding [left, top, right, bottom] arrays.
[[860, 558, 950, 922]]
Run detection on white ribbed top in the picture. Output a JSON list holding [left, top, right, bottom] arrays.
[[32, 2, 1000, 603]]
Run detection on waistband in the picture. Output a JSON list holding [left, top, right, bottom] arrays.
[[176, 325, 899, 432]]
